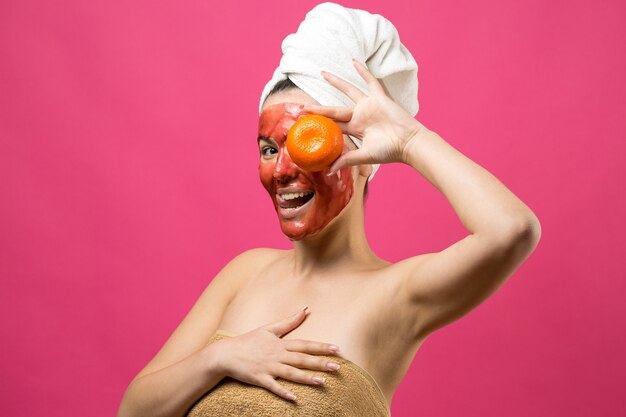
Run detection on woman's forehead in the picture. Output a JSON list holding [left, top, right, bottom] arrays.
[[258, 102, 304, 141]]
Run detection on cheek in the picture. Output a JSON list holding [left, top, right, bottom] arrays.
[[332, 166, 353, 193], [312, 166, 353, 201], [259, 163, 275, 190]]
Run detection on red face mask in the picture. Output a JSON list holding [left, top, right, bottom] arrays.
[[258, 102, 354, 241]]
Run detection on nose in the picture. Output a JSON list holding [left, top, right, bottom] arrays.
[[273, 147, 299, 182]]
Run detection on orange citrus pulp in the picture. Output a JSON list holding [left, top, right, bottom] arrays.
[[286, 114, 344, 172]]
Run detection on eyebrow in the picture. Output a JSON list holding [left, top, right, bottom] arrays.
[[258, 135, 276, 144]]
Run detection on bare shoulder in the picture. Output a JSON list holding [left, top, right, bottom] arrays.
[[131, 247, 285, 382], [229, 247, 287, 272], [198, 247, 287, 302]]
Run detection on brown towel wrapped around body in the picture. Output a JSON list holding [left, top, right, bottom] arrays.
[[186, 331, 391, 417]]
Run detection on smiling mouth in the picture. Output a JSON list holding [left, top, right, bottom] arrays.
[[277, 191, 314, 209]]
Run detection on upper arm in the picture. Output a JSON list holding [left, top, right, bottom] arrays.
[[398, 222, 541, 338], [131, 248, 277, 382]]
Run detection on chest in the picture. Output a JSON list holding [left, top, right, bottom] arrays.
[[216, 264, 419, 404], [219, 267, 380, 354]]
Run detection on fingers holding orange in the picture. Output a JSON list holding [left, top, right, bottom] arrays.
[[286, 114, 344, 172]]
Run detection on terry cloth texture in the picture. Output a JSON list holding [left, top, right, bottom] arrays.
[[258, 2, 419, 182], [186, 331, 391, 417]]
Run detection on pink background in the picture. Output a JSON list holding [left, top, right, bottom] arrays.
[[1, 0, 624, 416]]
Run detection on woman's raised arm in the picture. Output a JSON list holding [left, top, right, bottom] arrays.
[[393, 128, 541, 336]]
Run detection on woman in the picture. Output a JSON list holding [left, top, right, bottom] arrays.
[[118, 3, 541, 417]]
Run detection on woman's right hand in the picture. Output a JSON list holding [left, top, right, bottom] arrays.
[[211, 307, 341, 401]]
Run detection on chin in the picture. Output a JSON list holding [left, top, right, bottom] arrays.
[[279, 222, 323, 241]]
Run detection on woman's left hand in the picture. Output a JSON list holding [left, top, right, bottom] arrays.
[[303, 59, 427, 174]]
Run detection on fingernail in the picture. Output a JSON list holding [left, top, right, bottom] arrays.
[[326, 170, 335, 177], [328, 345, 340, 353], [312, 376, 325, 384], [287, 392, 297, 401], [327, 362, 340, 370]]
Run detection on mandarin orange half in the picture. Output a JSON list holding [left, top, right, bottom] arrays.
[[286, 114, 344, 172]]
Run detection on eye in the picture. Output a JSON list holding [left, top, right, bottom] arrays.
[[261, 146, 278, 158]]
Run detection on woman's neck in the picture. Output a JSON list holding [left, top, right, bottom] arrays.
[[290, 202, 380, 278]]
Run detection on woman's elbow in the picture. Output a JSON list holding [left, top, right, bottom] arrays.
[[507, 213, 542, 257]]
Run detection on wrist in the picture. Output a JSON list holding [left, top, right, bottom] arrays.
[[400, 122, 432, 165], [199, 340, 228, 380]]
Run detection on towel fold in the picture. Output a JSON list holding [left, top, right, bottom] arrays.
[[259, 2, 419, 181]]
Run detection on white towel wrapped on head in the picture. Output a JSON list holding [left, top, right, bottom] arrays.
[[259, 2, 419, 181]]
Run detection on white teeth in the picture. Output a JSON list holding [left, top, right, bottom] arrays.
[[281, 191, 313, 200]]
